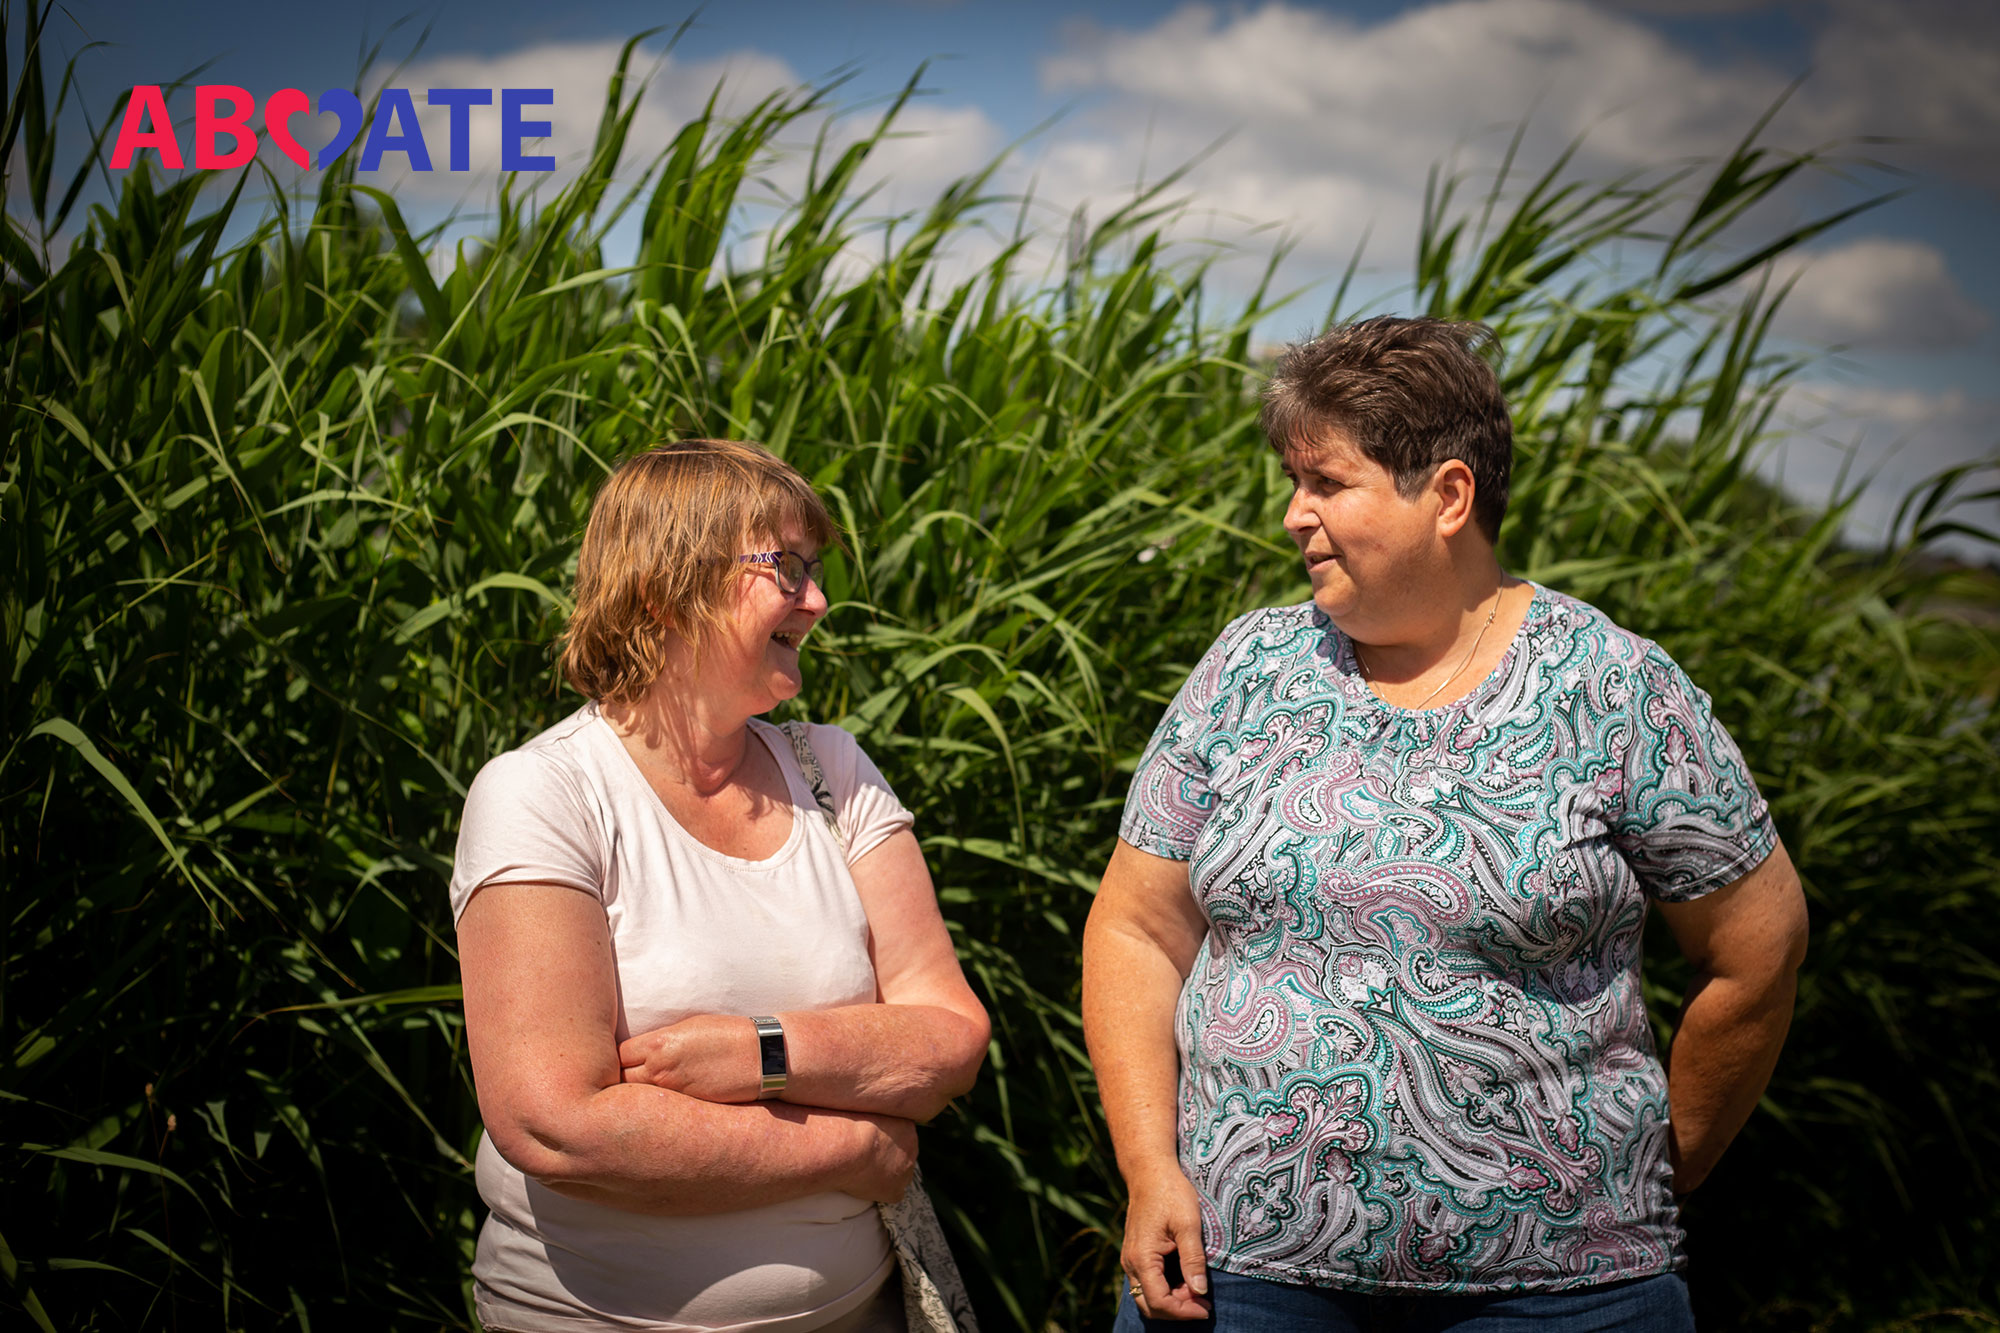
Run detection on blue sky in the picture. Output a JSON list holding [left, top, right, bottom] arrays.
[[13, 0, 1998, 552]]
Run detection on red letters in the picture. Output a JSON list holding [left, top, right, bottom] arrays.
[[195, 85, 259, 170], [109, 85, 182, 170]]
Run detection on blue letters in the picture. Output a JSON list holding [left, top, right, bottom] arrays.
[[502, 89, 555, 171], [428, 88, 493, 172], [360, 88, 432, 171]]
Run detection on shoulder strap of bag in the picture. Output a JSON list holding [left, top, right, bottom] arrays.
[[778, 720, 845, 856]]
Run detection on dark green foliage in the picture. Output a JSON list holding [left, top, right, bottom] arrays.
[[4, 14, 1997, 1330]]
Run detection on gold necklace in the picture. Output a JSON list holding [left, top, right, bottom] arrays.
[[1355, 589, 1501, 711]]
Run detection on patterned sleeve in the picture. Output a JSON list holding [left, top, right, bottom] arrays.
[[1613, 643, 1778, 902], [1118, 612, 1257, 861]]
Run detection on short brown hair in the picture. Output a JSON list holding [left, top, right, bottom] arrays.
[[1260, 316, 1513, 542], [557, 439, 840, 703]]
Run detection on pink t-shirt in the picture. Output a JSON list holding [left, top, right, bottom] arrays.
[[450, 705, 916, 1332]]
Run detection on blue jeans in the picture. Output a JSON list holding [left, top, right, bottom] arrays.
[[1112, 1269, 1694, 1333]]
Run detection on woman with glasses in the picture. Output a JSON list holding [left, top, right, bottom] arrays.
[[449, 439, 989, 1332], [1083, 319, 1809, 1331]]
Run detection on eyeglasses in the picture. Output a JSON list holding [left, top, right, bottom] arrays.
[[737, 549, 824, 598]]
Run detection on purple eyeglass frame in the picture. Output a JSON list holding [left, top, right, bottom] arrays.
[[737, 550, 824, 597]]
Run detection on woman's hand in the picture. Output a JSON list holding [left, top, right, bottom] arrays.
[[1120, 1158, 1212, 1320], [842, 1112, 921, 1204], [1084, 840, 1215, 1320], [618, 1014, 761, 1103]]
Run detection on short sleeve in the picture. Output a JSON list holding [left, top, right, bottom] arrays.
[[1613, 644, 1778, 902], [448, 750, 606, 921], [1118, 613, 1257, 861], [802, 723, 916, 865]]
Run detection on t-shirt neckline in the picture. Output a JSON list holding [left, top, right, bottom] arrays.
[[585, 705, 809, 870]]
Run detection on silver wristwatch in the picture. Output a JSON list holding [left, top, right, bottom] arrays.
[[751, 1015, 787, 1098]]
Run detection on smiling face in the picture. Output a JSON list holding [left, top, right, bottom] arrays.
[[693, 529, 828, 717], [559, 439, 842, 707], [1281, 429, 1451, 638]]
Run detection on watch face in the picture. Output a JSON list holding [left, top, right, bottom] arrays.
[[755, 1019, 788, 1083]]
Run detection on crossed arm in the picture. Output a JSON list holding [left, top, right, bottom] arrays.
[[458, 828, 990, 1216]]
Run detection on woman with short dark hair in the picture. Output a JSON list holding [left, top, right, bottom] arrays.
[[1084, 318, 1807, 1330], [452, 438, 989, 1332]]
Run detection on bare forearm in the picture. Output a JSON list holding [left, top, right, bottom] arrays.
[[493, 1082, 909, 1216], [1084, 872, 1216, 1320], [778, 1003, 988, 1121], [1666, 969, 1798, 1192], [620, 1002, 988, 1121]]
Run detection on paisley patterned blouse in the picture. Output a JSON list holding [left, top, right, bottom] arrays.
[[1118, 584, 1776, 1294]]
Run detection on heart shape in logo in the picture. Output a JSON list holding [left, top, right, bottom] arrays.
[[316, 89, 363, 169], [263, 88, 310, 169]]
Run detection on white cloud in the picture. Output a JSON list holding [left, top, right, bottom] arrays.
[[1761, 239, 1989, 349], [743, 100, 1013, 299], [1034, 0, 1792, 267], [854, 103, 1005, 195], [1042, 0, 1770, 162], [1766, 381, 1999, 551], [1588, 0, 1778, 11], [1019, 0, 2000, 294], [1805, 0, 2000, 188]]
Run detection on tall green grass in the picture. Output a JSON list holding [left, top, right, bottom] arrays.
[[5, 10, 1998, 1329]]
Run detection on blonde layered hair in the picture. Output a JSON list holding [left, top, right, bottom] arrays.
[[557, 439, 840, 703]]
